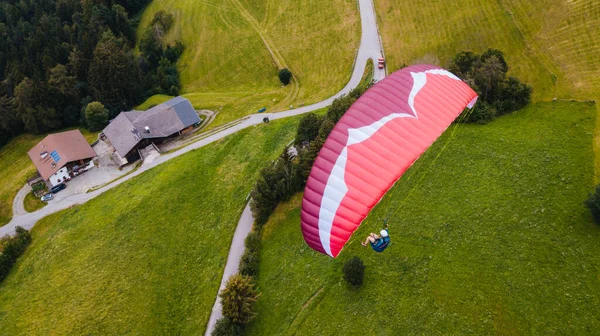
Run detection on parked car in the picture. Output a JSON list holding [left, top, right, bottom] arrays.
[[50, 183, 66, 194], [40, 193, 54, 202], [378, 57, 385, 69]]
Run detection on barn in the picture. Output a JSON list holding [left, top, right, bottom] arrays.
[[101, 96, 201, 165]]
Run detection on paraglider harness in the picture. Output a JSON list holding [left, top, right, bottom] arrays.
[[370, 223, 390, 252]]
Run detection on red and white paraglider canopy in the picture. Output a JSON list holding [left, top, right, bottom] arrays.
[[300, 64, 478, 258]]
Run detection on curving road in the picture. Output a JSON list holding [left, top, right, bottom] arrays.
[[0, 0, 385, 333]]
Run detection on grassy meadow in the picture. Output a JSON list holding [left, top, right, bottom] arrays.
[[0, 116, 301, 335], [246, 101, 600, 335], [374, 0, 600, 101], [0, 130, 96, 227], [137, 0, 360, 127]]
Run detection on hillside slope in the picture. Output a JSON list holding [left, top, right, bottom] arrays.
[[0, 117, 301, 335], [246, 101, 600, 335], [137, 0, 360, 126]]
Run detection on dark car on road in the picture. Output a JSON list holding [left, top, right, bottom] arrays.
[[50, 183, 66, 194]]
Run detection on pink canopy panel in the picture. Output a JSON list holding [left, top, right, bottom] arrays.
[[300, 64, 478, 257]]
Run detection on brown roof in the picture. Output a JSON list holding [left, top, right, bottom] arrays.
[[27, 130, 97, 180]]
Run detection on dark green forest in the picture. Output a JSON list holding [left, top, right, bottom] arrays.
[[0, 0, 183, 147]]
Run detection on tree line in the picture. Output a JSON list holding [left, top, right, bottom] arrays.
[[0, 0, 184, 146]]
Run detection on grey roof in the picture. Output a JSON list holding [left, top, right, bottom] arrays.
[[102, 97, 200, 157]]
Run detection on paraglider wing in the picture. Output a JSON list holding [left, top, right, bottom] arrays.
[[300, 64, 478, 258]]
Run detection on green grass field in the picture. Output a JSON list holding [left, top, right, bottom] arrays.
[[0, 130, 96, 227], [0, 116, 302, 335], [375, 0, 600, 101], [137, 0, 360, 127], [246, 101, 600, 335]]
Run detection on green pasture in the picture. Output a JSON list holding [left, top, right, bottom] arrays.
[[375, 0, 600, 101], [137, 0, 360, 127], [246, 101, 600, 335], [0, 130, 96, 227], [0, 116, 301, 335]]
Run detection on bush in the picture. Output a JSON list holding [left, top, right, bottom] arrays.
[[239, 249, 259, 277], [295, 112, 322, 146], [463, 101, 496, 124], [0, 226, 32, 282], [219, 274, 260, 324], [212, 317, 243, 336], [343, 256, 365, 286], [244, 232, 261, 253], [250, 150, 300, 227], [326, 93, 358, 124], [585, 185, 600, 224], [278, 68, 292, 85], [84, 101, 109, 131]]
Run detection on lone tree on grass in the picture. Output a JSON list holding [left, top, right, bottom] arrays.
[[343, 256, 365, 286], [84, 101, 109, 131], [279, 68, 292, 85], [219, 274, 260, 324], [585, 184, 600, 224]]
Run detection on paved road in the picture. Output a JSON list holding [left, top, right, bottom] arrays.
[[203, 0, 385, 334], [12, 184, 31, 217], [205, 204, 254, 335]]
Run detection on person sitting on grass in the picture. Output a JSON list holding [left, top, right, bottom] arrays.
[[361, 225, 390, 252]]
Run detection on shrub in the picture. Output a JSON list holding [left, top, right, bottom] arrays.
[[239, 249, 259, 277], [219, 274, 260, 324], [244, 232, 261, 253], [0, 226, 32, 282], [295, 112, 322, 146], [84, 101, 109, 131], [463, 101, 496, 124], [211, 317, 243, 336], [585, 184, 600, 224], [278, 68, 292, 85], [449, 51, 479, 78], [326, 93, 358, 123], [343, 256, 365, 286]]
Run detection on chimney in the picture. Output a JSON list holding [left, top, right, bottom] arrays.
[[144, 126, 150, 133]]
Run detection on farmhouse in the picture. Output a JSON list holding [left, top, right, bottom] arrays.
[[101, 96, 200, 165], [27, 130, 97, 187]]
